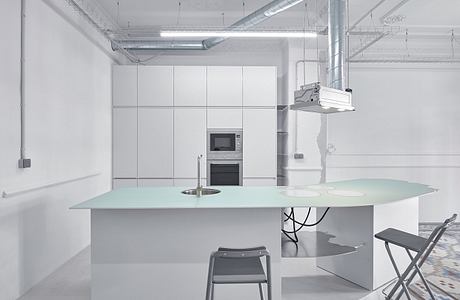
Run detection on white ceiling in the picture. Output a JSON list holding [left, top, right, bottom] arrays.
[[93, 0, 460, 29], [90, 0, 460, 60]]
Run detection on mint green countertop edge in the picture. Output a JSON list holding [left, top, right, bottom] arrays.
[[71, 179, 437, 210]]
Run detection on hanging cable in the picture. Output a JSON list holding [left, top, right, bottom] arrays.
[[405, 28, 410, 58], [283, 207, 330, 233], [176, 2, 182, 25], [282, 207, 331, 242], [116, 1, 120, 26], [282, 208, 299, 243], [284, 208, 294, 222]]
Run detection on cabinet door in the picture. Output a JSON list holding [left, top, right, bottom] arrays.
[[113, 179, 137, 189], [243, 66, 277, 107], [243, 109, 276, 177], [174, 66, 206, 106], [138, 66, 173, 106], [138, 179, 174, 187], [113, 108, 137, 178], [173, 178, 206, 187], [243, 178, 277, 186], [138, 108, 173, 178], [113, 66, 137, 106], [174, 108, 207, 178], [207, 66, 242, 107], [207, 108, 242, 128]]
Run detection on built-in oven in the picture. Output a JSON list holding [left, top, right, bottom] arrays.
[[207, 160, 243, 186], [207, 129, 242, 156], [207, 129, 243, 186]]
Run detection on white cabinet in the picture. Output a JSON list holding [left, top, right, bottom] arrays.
[[243, 109, 276, 178], [113, 179, 137, 189], [207, 66, 242, 107], [113, 108, 137, 178], [138, 179, 174, 187], [173, 178, 205, 187], [113, 66, 137, 106], [243, 66, 277, 107], [174, 108, 207, 178], [138, 108, 173, 178], [207, 108, 242, 128], [174, 66, 206, 106], [243, 178, 277, 186], [138, 66, 173, 106]]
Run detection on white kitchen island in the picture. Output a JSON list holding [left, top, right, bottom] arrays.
[[72, 179, 435, 300]]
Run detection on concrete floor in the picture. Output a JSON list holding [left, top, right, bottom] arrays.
[[18, 246, 398, 300]]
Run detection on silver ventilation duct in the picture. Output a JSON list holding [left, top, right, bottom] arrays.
[[112, 0, 304, 51], [203, 0, 304, 49], [327, 0, 346, 90], [290, 0, 353, 113]]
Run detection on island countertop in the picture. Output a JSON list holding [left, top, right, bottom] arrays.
[[71, 179, 436, 210]]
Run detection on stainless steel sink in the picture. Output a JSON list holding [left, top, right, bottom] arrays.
[[181, 188, 221, 196]]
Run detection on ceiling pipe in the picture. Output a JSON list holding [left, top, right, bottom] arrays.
[[112, 0, 305, 51], [202, 0, 304, 49]]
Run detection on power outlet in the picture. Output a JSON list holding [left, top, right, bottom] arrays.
[[18, 158, 31, 168], [294, 153, 304, 159]]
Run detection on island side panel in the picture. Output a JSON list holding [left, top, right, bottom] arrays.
[[91, 208, 282, 300], [316, 197, 419, 290], [316, 206, 374, 290], [373, 197, 418, 289]]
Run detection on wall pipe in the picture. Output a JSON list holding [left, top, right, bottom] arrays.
[[19, 0, 27, 167]]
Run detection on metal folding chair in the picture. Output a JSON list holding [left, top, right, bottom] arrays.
[[205, 246, 272, 300], [375, 214, 457, 300]]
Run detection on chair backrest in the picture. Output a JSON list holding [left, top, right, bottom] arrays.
[[421, 214, 457, 256], [213, 246, 269, 258]]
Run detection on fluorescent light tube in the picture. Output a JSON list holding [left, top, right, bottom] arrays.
[[160, 31, 317, 38]]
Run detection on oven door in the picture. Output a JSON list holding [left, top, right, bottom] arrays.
[[207, 160, 242, 186]]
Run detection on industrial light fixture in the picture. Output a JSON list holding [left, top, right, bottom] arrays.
[[160, 30, 317, 38], [290, 82, 354, 114]]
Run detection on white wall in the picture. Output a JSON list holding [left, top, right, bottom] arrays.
[[0, 0, 112, 298], [281, 41, 460, 224], [327, 64, 460, 222]]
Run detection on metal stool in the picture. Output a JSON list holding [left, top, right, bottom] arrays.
[[375, 214, 457, 300], [205, 246, 272, 300]]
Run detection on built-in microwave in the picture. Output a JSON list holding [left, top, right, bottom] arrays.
[[207, 129, 243, 159]]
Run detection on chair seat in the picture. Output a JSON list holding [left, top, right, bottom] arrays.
[[212, 257, 267, 284], [375, 228, 427, 252]]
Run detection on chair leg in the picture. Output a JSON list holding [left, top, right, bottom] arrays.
[[205, 255, 215, 300], [205, 280, 211, 300], [258, 283, 265, 300], [405, 250, 436, 300], [384, 242, 412, 300], [267, 281, 272, 300]]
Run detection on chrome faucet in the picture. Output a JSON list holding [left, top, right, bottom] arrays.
[[196, 154, 203, 197]]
